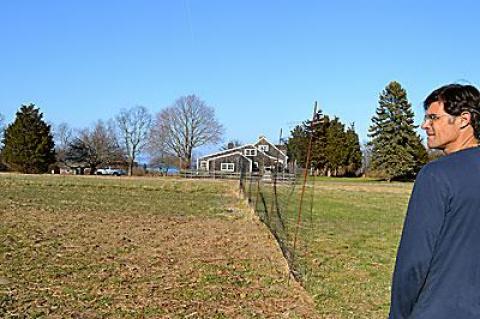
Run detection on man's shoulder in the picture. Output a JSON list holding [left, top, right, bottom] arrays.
[[419, 147, 480, 178], [419, 156, 449, 175], [430, 147, 480, 166]]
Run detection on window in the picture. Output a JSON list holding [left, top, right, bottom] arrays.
[[258, 145, 269, 152], [200, 161, 208, 170], [244, 148, 257, 156], [220, 163, 235, 172]]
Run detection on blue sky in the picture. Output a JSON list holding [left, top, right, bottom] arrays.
[[1, 0, 480, 152]]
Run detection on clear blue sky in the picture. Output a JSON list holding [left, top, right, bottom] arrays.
[[1, 0, 480, 151]]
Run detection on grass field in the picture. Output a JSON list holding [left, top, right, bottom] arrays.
[[244, 176, 412, 318], [0, 174, 317, 318], [305, 179, 411, 318], [1, 174, 412, 318]]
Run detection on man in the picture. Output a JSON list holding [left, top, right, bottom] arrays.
[[389, 84, 480, 318]]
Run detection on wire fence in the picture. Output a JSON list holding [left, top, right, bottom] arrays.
[[180, 169, 296, 182], [179, 166, 316, 284], [182, 105, 320, 285], [239, 166, 316, 285]]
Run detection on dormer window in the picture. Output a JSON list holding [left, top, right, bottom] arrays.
[[244, 148, 257, 156], [258, 145, 269, 152]]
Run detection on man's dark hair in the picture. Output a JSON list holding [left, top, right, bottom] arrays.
[[424, 84, 480, 139]]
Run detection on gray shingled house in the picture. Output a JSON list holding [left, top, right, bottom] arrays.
[[196, 136, 288, 174]]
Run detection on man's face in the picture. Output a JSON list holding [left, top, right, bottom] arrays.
[[421, 101, 461, 152]]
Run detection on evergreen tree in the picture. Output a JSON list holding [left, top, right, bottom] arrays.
[[287, 124, 309, 168], [310, 111, 328, 173], [369, 81, 426, 180], [344, 123, 362, 175], [2, 104, 55, 173], [413, 137, 429, 171], [287, 111, 363, 176], [324, 117, 347, 176], [287, 109, 327, 172]]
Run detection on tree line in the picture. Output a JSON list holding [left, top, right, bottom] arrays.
[[0, 81, 439, 180], [0, 95, 224, 175], [287, 111, 362, 177], [287, 81, 433, 180]]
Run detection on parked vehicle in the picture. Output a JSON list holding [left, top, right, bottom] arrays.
[[95, 167, 127, 176]]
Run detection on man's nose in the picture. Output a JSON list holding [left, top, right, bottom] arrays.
[[421, 120, 430, 130]]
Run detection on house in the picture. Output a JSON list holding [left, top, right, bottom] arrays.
[[197, 136, 288, 174]]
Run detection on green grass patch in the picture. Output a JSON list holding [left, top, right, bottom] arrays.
[[0, 174, 238, 217], [244, 177, 412, 318]]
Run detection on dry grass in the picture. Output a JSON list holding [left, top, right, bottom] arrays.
[[0, 174, 318, 318]]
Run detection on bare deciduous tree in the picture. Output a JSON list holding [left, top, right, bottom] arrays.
[[361, 140, 372, 176], [115, 105, 152, 176], [148, 153, 179, 175], [150, 95, 224, 168], [53, 122, 73, 163], [66, 120, 123, 174], [54, 122, 73, 149]]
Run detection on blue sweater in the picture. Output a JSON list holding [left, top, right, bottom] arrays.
[[389, 147, 480, 319]]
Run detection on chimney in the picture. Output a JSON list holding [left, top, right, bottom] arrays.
[[227, 142, 235, 149]]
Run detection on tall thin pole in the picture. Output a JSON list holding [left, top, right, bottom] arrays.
[[291, 101, 318, 277], [270, 128, 283, 233]]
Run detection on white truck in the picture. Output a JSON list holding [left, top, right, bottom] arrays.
[[95, 167, 127, 176]]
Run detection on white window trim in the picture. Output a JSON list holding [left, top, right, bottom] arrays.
[[200, 161, 208, 170], [244, 148, 257, 156], [256, 137, 287, 157], [258, 145, 269, 152], [220, 163, 235, 172]]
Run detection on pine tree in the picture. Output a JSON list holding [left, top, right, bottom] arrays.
[[287, 124, 309, 168], [369, 81, 426, 180], [287, 111, 363, 177], [2, 104, 55, 173], [324, 117, 347, 176], [310, 111, 328, 173], [287, 109, 327, 172], [344, 123, 362, 175]]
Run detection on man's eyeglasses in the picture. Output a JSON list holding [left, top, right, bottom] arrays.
[[423, 114, 450, 124]]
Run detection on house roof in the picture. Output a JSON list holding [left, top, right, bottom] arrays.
[[199, 148, 283, 163], [198, 144, 257, 160], [199, 136, 288, 160], [203, 151, 252, 163], [255, 136, 287, 157]]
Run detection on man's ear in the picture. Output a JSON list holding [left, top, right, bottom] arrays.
[[459, 111, 472, 129]]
